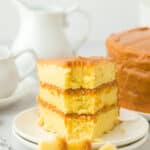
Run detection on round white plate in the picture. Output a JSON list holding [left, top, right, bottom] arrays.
[[123, 108, 150, 121], [134, 111, 150, 121], [12, 129, 148, 150], [138, 112, 150, 121], [13, 107, 149, 149], [0, 77, 38, 108]]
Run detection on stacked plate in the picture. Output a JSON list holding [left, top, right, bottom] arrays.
[[12, 107, 149, 150], [133, 110, 150, 121]]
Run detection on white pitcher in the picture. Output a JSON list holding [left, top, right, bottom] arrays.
[[0, 46, 37, 98], [12, 0, 91, 58]]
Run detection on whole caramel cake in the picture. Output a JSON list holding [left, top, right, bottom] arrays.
[[106, 27, 150, 113]]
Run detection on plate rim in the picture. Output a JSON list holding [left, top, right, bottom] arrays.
[[12, 128, 149, 150], [123, 108, 150, 121], [13, 107, 149, 148]]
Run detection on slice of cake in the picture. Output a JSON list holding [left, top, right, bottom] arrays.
[[37, 56, 119, 140]]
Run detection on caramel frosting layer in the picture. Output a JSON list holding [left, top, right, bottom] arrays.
[[106, 27, 150, 113], [38, 56, 113, 67], [106, 27, 150, 70], [37, 97, 117, 119], [40, 81, 117, 95], [119, 90, 150, 113], [117, 66, 150, 94]]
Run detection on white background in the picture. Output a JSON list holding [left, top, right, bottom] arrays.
[[0, 0, 140, 43], [0, 1, 150, 150]]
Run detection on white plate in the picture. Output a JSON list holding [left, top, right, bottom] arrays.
[[138, 112, 150, 121], [123, 108, 150, 121], [13, 107, 149, 149], [134, 111, 150, 121], [0, 77, 38, 108], [12, 129, 148, 150]]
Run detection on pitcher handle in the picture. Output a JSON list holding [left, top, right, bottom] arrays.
[[14, 49, 38, 81], [65, 5, 91, 56]]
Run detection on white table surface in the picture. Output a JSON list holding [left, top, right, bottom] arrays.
[[0, 42, 150, 150]]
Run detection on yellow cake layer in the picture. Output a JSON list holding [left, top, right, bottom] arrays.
[[37, 57, 115, 89], [38, 104, 119, 140], [39, 82, 117, 114]]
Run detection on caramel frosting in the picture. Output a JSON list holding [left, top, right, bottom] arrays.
[[40, 81, 116, 95], [106, 27, 150, 54], [119, 90, 150, 113], [117, 66, 150, 94], [38, 56, 113, 67], [106, 27, 150, 69], [106, 27, 150, 113]]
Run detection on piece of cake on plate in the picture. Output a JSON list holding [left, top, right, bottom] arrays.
[[37, 56, 119, 140]]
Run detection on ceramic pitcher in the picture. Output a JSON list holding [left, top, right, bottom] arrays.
[[0, 46, 37, 98], [12, 0, 91, 58]]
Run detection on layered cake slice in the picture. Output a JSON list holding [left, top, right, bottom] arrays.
[[37, 56, 119, 140]]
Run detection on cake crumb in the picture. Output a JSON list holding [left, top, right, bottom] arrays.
[[98, 144, 117, 150]]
